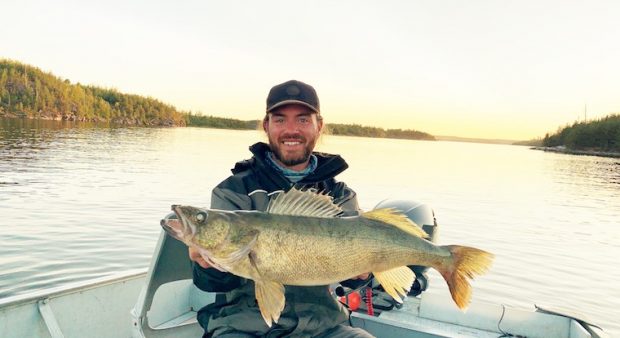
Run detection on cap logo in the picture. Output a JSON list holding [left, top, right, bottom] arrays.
[[266, 80, 319, 113], [286, 85, 301, 96]]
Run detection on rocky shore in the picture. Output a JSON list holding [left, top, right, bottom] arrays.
[[531, 146, 620, 159]]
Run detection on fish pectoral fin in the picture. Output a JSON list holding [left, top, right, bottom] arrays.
[[254, 280, 286, 327], [248, 250, 264, 280], [373, 266, 415, 303], [362, 209, 429, 238], [196, 248, 228, 272], [209, 232, 258, 271]]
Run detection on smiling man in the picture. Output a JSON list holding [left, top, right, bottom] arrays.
[[189, 80, 374, 338], [263, 81, 323, 171]]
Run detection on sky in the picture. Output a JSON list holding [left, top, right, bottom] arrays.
[[2, 0, 619, 140]]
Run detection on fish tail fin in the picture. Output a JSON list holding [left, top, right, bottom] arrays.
[[439, 245, 494, 310]]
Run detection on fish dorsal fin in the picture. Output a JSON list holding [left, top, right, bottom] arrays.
[[373, 266, 415, 303], [362, 208, 429, 238], [266, 188, 342, 218]]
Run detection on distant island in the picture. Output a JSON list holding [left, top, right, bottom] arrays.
[[327, 123, 435, 140], [0, 59, 434, 141], [436, 135, 521, 145]]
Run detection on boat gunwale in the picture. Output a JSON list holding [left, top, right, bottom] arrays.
[[0, 268, 147, 309]]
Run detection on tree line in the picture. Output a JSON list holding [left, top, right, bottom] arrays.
[[186, 116, 436, 141], [1, 59, 436, 141], [187, 113, 258, 130], [327, 123, 435, 140], [542, 114, 620, 152]]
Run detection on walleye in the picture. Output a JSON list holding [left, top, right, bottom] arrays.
[[162, 188, 493, 326]]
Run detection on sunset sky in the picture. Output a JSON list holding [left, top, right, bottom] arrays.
[[3, 0, 619, 140]]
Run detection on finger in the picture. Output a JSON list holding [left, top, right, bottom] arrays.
[[188, 247, 199, 260], [188, 248, 211, 268], [196, 258, 211, 269], [355, 273, 370, 280]]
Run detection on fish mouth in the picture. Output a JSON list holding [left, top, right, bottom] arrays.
[[160, 205, 195, 242]]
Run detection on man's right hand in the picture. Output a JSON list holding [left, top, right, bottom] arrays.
[[189, 247, 211, 269]]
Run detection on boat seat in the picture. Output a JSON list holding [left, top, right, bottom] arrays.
[[131, 229, 215, 338]]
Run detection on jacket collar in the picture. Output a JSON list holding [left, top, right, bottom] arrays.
[[232, 142, 349, 185]]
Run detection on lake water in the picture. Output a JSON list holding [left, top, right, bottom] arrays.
[[1, 117, 619, 336]]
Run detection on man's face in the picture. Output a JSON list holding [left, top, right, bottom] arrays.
[[263, 104, 323, 171]]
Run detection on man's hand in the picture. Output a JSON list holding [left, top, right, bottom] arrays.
[[353, 273, 371, 280], [189, 247, 211, 269]]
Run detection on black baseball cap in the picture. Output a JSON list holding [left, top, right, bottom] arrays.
[[266, 80, 320, 114]]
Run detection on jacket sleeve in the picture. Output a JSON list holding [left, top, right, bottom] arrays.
[[192, 185, 251, 292], [332, 181, 361, 216], [192, 265, 243, 292]]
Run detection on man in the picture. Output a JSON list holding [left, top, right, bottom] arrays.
[[190, 80, 375, 338]]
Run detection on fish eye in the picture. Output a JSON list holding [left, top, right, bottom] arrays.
[[196, 211, 207, 222]]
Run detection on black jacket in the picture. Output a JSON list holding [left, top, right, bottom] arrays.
[[194, 142, 361, 337]]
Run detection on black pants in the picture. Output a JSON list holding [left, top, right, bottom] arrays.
[[207, 323, 375, 338]]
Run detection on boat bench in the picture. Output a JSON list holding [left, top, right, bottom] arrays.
[[131, 231, 215, 338]]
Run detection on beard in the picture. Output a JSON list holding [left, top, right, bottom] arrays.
[[268, 136, 315, 167]]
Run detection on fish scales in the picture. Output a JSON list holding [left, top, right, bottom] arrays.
[[226, 212, 449, 285]]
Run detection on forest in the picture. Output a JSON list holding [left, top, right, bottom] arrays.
[[0, 59, 185, 126], [542, 114, 620, 152]]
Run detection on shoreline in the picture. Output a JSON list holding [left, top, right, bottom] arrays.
[[0, 112, 182, 127], [531, 146, 620, 159], [0, 115, 437, 141]]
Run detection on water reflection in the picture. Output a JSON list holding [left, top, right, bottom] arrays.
[[1, 118, 118, 176]]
